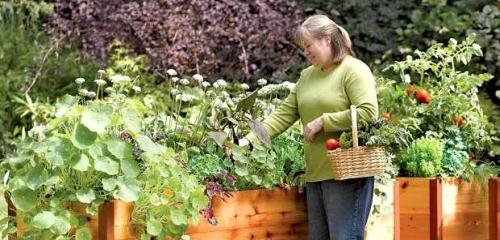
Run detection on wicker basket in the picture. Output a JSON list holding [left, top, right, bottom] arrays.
[[327, 105, 386, 180]]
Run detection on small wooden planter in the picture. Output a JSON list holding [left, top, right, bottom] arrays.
[[395, 177, 489, 240], [98, 188, 308, 240]]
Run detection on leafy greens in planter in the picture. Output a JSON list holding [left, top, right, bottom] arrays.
[[1, 74, 208, 239]]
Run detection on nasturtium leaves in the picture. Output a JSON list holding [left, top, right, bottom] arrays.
[[71, 123, 97, 149], [81, 104, 113, 134]]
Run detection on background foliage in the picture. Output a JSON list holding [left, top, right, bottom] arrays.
[[51, 0, 304, 83], [0, 0, 97, 159]]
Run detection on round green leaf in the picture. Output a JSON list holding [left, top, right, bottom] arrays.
[[50, 216, 71, 235], [71, 123, 97, 149], [73, 154, 90, 172], [76, 189, 96, 204], [170, 209, 188, 226], [11, 187, 37, 211], [146, 218, 162, 236], [114, 177, 139, 202], [94, 157, 119, 175], [32, 211, 55, 229], [46, 138, 74, 167], [122, 108, 142, 133], [75, 227, 92, 240], [137, 135, 165, 154], [120, 157, 140, 177], [26, 167, 48, 190], [81, 104, 113, 134], [190, 189, 209, 210], [106, 138, 133, 160], [234, 165, 248, 176], [101, 178, 117, 191]]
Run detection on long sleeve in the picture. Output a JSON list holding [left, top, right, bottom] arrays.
[[321, 62, 378, 132]]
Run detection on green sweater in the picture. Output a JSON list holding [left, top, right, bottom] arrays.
[[246, 55, 379, 182]]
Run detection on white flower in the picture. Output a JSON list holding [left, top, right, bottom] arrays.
[[110, 75, 131, 84], [240, 83, 250, 90], [213, 98, 224, 107], [177, 94, 195, 102], [180, 78, 190, 86], [257, 78, 267, 86], [181, 235, 191, 240], [226, 98, 235, 108], [283, 81, 296, 91], [403, 74, 411, 84], [87, 91, 97, 98], [220, 91, 230, 100], [449, 38, 457, 47], [206, 90, 215, 97], [132, 86, 141, 93], [3, 171, 9, 186], [97, 69, 105, 74], [75, 78, 85, 85], [214, 79, 227, 89], [167, 69, 177, 76], [94, 79, 107, 86], [171, 89, 180, 96], [172, 77, 180, 83], [104, 87, 114, 93], [117, 93, 126, 100], [192, 74, 203, 83], [201, 81, 211, 88], [79, 89, 89, 96]]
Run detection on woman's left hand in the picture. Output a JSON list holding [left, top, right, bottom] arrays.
[[303, 116, 324, 142]]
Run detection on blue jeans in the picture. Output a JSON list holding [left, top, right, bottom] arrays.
[[305, 177, 374, 240]]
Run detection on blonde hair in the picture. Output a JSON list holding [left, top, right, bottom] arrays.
[[294, 15, 354, 64]]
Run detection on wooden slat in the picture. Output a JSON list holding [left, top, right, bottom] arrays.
[[441, 178, 488, 240], [394, 179, 400, 240], [398, 177, 432, 240], [490, 178, 499, 240], [188, 224, 308, 240], [430, 178, 442, 240]]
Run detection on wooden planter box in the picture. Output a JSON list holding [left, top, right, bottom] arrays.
[[99, 183, 398, 240], [98, 188, 308, 240], [395, 177, 489, 240]]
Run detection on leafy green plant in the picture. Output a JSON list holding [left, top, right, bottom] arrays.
[[399, 137, 444, 177], [376, 35, 496, 177], [1, 73, 207, 239], [0, 1, 98, 159], [441, 128, 469, 176]]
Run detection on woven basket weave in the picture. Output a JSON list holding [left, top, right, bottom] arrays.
[[328, 105, 386, 180]]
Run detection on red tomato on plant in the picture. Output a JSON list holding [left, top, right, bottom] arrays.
[[415, 90, 432, 104], [382, 112, 392, 122], [452, 115, 464, 126], [325, 138, 341, 151]]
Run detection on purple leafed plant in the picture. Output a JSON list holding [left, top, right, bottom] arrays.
[[52, 0, 304, 82]]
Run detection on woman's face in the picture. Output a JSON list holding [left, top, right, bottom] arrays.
[[302, 35, 332, 68]]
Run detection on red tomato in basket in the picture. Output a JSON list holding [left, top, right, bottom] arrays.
[[325, 138, 341, 151]]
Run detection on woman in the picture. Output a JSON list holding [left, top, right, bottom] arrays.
[[239, 15, 379, 240]]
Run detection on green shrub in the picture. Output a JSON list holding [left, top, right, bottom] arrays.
[[401, 137, 444, 177]]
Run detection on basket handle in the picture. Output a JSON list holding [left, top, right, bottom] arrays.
[[351, 105, 359, 148]]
